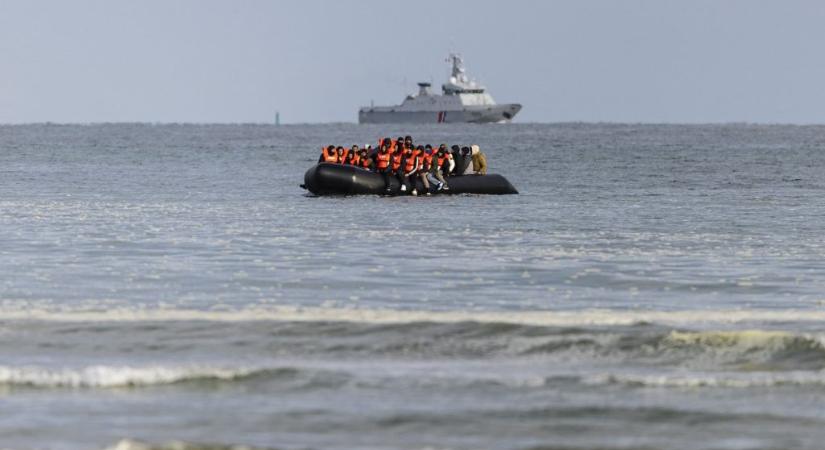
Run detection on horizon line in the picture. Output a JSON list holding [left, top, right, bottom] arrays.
[[2, 120, 825, 127]]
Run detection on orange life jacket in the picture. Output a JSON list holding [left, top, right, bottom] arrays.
[[403, 153, 418, 172], [359, 156, 372, 169], [376, 152, 391, 170], [419, 152, 431, 171], [322, 150, 338, 163], [391, 152, 403, 171], [436, 153, 447, 167]]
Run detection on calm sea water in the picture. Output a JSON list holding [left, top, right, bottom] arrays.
[[2, 123, 825, 450]]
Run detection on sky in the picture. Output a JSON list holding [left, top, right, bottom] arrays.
[[1, 0, 824, 124]]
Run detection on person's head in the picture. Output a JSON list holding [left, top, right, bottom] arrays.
[[416, 145, 424, 153], [352, 144, 360, 152], [425, 144, 432, 151], [461, 146, 470, 156], [437, 147, 445, 156], [404, 135, 413, 145], [327, 145, 335, 154], [382, 137, 391, 147], [471, 144, 480, 155], [438, 144, 447, 151], [451, 145, 460, 154], [359, 149, 368, 157], [336, 146, 344, 154], [380, 144, 388, 153]]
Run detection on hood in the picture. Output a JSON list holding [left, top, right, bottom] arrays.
[[471, 145, 480, 156]]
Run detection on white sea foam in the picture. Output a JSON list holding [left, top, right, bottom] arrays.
[[2, 305, 825, 327], [104, 439, 264, 450], [585, 371, 825, 388], [0, 365, 259, 388]]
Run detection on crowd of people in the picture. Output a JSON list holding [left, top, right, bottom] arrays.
[[318, 135, 488, 196]]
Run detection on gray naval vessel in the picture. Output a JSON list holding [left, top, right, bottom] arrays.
[[358, 54, 522, 124]]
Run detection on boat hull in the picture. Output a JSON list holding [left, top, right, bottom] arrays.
[[358, 104, 522, 124], [302, 163, 518, 196]]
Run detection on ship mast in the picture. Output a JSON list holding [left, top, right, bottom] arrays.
[[443, 53, 484, 95], [446, 53, 469, 85]]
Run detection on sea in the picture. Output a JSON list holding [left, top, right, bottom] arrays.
[[1, 123, 825, 450]]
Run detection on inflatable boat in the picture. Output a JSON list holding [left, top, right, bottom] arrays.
[[302, 163, 518, 196]]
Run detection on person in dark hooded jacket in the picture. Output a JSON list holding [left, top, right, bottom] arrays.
[[453, 146, 472, 175]]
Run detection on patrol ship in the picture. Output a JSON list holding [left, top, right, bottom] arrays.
[[358, 54, 522, 124]]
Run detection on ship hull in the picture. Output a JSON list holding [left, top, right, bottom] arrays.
[[358, 104, 521, 124], [302, 163, 518, 196]]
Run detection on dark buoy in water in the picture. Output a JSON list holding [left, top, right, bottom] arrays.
[[301, 163, 518, 196]]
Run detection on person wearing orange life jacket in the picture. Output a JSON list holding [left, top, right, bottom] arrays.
[[393, 137, 404, 154], [380, 137, 393, 154], [343, 149, 356, 166], [344, 145, 360, 166], [375, 144, 393, 194], [319, 145, 338, 163], [389, 146, 406, 192], [420, 145, 433, 163], [398, 145, 421, 195], [335, 146, 346, 163], [358, 148, 373, 171], [414, 144, 431, 195]]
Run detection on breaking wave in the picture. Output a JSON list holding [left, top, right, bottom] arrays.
[[585, 371, 825, 388], [2, 328, 825, 390], [0, 365, 344, 389], [5, 305, 825, 327], [104, 439, 277, 450], [518, 329, 825, 370]]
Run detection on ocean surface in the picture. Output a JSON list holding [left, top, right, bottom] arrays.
[[2, 123, 825, 450]]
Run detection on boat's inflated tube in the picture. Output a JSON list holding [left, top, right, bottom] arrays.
[[302, 163, 518, 196]]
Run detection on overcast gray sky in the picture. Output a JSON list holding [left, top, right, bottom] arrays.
[[1, 0, 824, 124]]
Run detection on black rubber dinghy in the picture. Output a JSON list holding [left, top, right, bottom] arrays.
[[302, 163, 518, 196]]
